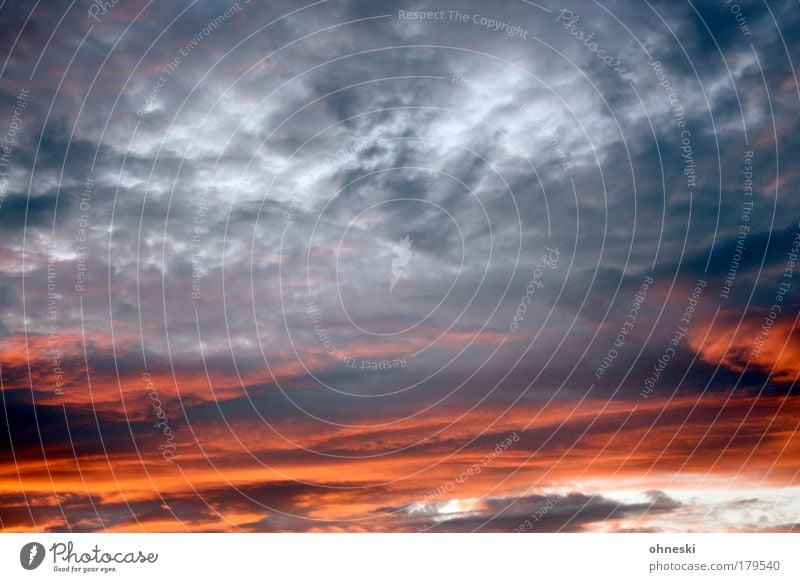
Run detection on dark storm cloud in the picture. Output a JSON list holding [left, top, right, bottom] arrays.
[[0, 188, 66, 230], [0, 0, 794, 391], [394, 489, 682, 532]]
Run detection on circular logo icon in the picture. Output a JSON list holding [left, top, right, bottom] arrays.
[[19, 542, 45, 570]]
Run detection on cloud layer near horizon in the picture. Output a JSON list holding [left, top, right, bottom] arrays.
[[1, 0, 799, 532]]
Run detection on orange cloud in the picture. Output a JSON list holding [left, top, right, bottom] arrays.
[[690, 316, 800, 382]]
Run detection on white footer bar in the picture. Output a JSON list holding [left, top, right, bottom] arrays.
[[1, 533, 796, 581]]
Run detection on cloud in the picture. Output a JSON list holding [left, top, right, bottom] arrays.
[[1, 0, 799, 532]]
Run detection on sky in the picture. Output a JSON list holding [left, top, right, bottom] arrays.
[[0, 0, 799, 533]]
